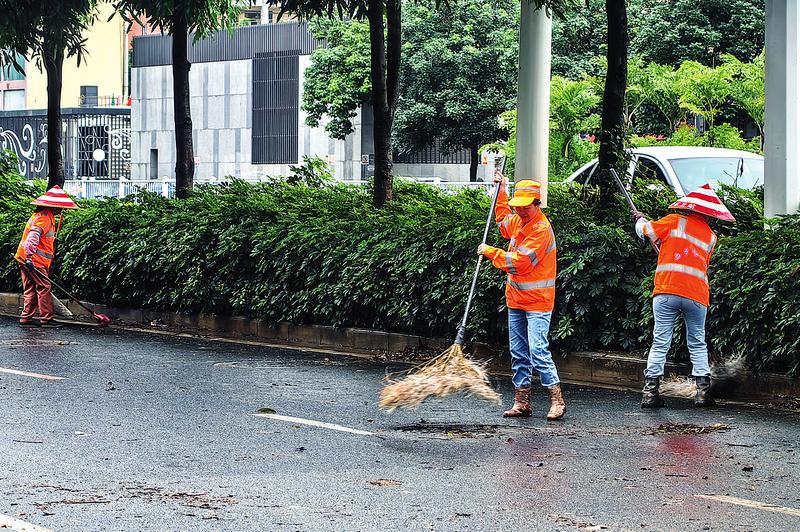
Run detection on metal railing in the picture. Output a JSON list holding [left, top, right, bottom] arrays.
[[61, 176, 494, 199]]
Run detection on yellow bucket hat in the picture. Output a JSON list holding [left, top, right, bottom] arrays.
[[508, 180, 542, 207]]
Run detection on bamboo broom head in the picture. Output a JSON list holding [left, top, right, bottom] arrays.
[[378, 343, 501, 411]]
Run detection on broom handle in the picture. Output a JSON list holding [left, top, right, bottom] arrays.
[[609, 168, 660, 255], [453, 161, 505, 346], [12, 255, 98, 317]]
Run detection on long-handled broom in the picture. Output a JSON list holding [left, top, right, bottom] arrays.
[[13, 256, 112, 327], [608, 168, 744, 398], [379, 165, 506, 411]]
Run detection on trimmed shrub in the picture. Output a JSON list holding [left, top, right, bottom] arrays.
[[0, 173, 796, 375]]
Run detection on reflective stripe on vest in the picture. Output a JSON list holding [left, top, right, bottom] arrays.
[[508, 277, 556, 290], [35, 249, 54, 260], [669, 217, 715, 253], [505, 252, 517, 274], [545, 227, 557, 255], [516, 244, 538, 266], [655, 263, 708, 282], [643, 221, 656, 239]]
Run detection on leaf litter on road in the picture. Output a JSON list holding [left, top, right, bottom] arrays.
[[368, 479, 402, 487], [645, 422, 732, 435]]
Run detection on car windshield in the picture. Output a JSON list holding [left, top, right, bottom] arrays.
[[668, 157, 763, 192]]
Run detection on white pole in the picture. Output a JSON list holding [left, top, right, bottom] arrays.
[[764, 0, 800, 217], [515, 2, 552, 206]]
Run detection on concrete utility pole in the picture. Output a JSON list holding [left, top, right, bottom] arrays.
[[764, 0, 800, 217], [515, 2, 552, 205]]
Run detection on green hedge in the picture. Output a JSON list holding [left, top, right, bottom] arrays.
[[0, 170, 796, 375]]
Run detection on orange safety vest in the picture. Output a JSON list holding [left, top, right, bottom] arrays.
[[643, 213, 717, 307], [15, 210, 57, 269], [484, 188, 557, 312]]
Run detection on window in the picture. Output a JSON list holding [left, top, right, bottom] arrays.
[[252, 51, 299, 165], [2, 89, 25, 110], [573, 163, 598, 185], [0, 52, 25, 81], [633, 156, 669, 185], [668, 157, 763, 191], [80, 85, 98, 106]]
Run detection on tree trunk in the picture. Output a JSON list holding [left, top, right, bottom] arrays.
[[469, 145, 479, 182], [596, 0, 628, 205], [172, 10, 194, 199], [43, 44, 65, 189], [368, 0, 401, 207]]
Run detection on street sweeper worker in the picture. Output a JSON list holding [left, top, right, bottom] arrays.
[[477, 172, 566, 421], [633, 183, 735, 408], [14, 186, 79, 327]]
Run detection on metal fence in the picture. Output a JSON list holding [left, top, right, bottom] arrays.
[[61, 176, 493, 200], [0, 108, 131, 181]]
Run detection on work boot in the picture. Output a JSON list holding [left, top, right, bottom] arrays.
[[641, 377, 665, 408], [39, 320, 62, 329], [546, 384, 566, 421], [503, 386, 532, 417], [19, 319, 37, 327], [694, 376, 716, 407]]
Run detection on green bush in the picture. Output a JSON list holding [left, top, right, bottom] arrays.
[[0, 173, 796, 375]]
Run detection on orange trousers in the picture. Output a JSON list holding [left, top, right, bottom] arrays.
[[20, 266, 54, 323]]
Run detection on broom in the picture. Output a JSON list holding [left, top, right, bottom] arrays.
[[609, 169, 745, 399], [379, 163, 506, 411]]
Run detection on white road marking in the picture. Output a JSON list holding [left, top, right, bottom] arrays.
[[0, 367, 64, 381], [695, 495, 800, 517], [0, 514, 54, 532], [252, 414, 374, 436]]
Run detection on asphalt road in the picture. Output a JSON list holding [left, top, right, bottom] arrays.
[[0, 317, 798, 532]]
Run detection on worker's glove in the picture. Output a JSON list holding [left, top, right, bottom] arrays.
[[632, 210, 645, 222], [24, 259, 35, 272]]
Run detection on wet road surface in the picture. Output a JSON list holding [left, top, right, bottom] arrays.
[[0, 317, 798, 531]]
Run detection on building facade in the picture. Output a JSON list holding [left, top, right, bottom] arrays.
[[23, 4, 129, 110], [131, 22, 490, 182]]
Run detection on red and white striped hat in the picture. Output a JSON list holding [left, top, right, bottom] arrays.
[[669, 183, 735, 222], [31, 186, 79, 209]]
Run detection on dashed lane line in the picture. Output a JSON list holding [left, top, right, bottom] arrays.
[[0, 367, 64, 381], [252, 413, 375, 436], [695, 494, 800, 518], [0, 514, 54, 532]]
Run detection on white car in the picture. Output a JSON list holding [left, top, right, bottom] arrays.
[[565, 146, 764, 196]]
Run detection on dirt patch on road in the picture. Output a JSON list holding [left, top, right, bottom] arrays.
[[645, 422, 732, 435], [393, 422, 503, 439], [121, 483, 238, 510]]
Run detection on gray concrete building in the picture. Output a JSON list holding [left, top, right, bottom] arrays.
[[130, 22, 491, 183]]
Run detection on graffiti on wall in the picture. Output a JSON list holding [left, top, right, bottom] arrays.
[[0, 112, 131, 180], [0, 120, 48, 178]]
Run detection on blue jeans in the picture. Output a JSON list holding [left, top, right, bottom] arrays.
[[645, 294, 711, 379], [508, 309, 560, 388]]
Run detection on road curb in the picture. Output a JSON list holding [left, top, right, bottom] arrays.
[[1, 292, 797, 404]]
